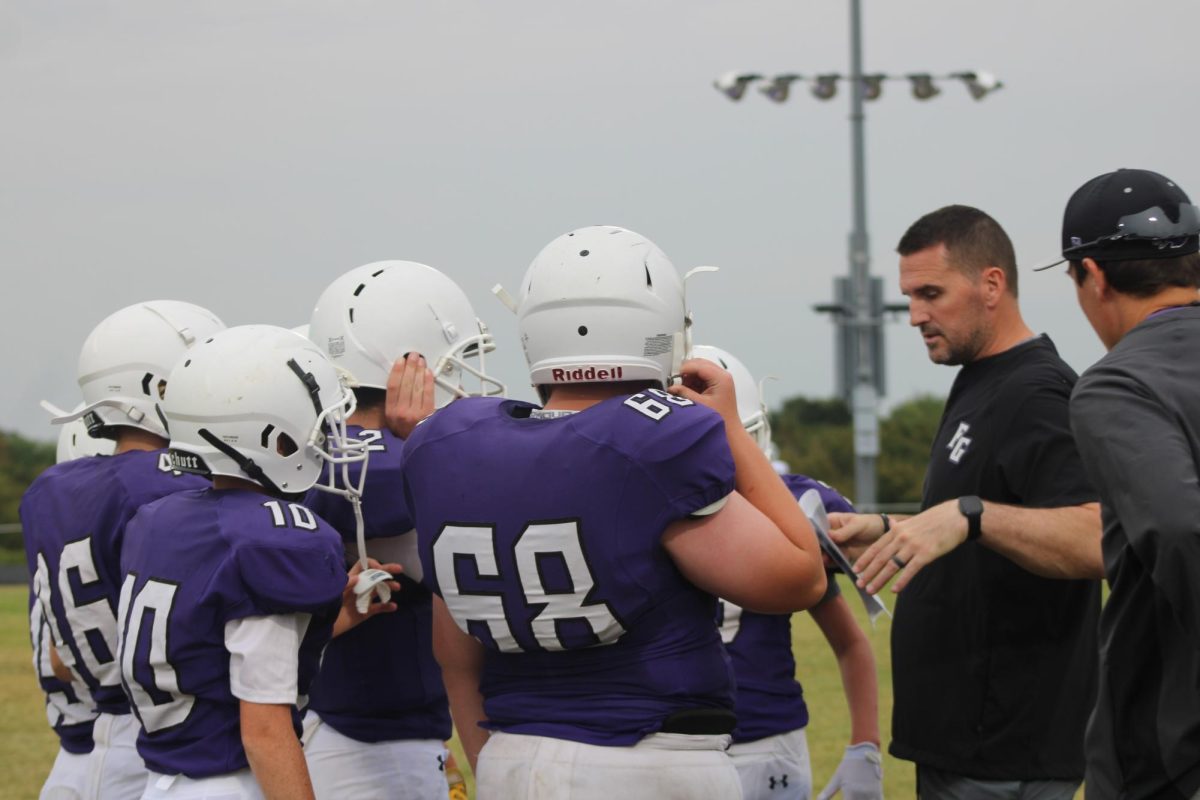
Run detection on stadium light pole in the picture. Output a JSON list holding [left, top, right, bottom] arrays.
[[714, 0, 1001, 510]]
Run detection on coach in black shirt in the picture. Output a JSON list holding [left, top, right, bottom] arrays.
[[831, 206, 1104, 799]]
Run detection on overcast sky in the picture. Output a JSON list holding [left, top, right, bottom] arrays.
[[4, 0, 1197, 441]]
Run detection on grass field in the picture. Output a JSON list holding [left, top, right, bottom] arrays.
[[0, 580, 915, 798]]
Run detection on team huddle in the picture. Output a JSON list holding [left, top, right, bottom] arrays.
[[20, 166, 1200, 800], [20, 226, 876, 800]]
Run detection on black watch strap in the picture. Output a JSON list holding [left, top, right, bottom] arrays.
[[958, 495, 984, 541]]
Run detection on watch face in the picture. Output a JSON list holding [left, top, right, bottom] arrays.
[[959, 495, 983, 516]]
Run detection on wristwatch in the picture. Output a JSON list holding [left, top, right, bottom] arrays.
[[958, 495, 984, 541]]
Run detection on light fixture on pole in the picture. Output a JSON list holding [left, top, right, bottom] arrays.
[[713, 71, 762, 101], [861, 73, 886, 101], [811, 74, 840, 101], [908, 73, 941, 100], [713, 12, 1002, 508], [759, 73, 803, 103], [953, 70, 1003, 100]]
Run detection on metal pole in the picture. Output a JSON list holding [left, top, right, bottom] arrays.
[[847, 0, 879, 508]]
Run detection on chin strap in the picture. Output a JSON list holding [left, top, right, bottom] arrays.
[[348, 493, 393, 614], [197, 429, 288, 494]]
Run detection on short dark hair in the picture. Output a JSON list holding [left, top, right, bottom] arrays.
[[353, 386, 386, 410], [1068, 251, 1200, 297], [897, 205, 1019, 297]]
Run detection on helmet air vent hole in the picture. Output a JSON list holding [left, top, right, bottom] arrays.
[[353, 283, 366, 297], [578, 326, 588, 336], [141, 373, 154, 396], [260, 424, 275, 448], [157, 379, 167, 400], [719, 359, 728, 369], [349, 308, 355, 324], [371, 269, 385, 278], [276, 432, 298, 457], [183, 359, 191, 368], [580, 250, 590, 257], [644, 264, 653, 287]]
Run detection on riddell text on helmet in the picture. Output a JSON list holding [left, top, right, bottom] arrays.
[[551, 366, 625, 382]]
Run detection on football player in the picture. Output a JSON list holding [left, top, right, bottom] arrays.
[[26, 407, 115, 800], [117, 325, 398, 799], [693, 345, 883, 800], [21, 300, 226, 798], [399, 226, 827, 799], [302, 261, 503, 799]]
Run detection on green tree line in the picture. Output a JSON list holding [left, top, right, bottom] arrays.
[[770, 394, 945, 506]]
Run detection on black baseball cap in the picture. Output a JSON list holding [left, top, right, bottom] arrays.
[[1034, 168, 1200, 271]]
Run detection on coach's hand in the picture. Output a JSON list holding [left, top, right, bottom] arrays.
[[852, 499, 969, 593], [816, 742, 883, 800], [385, 352, 436, 439], [826, 512, 887, 562]]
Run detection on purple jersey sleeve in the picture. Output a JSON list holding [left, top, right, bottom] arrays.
[[119, 489, 345, 778], [402, 396, 736, 746], [720, 473, 856, 743], [19, 450, 206, 717], [305, 427, 451, 743]]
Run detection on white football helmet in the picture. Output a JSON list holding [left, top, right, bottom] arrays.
[[692, 344, 772, 453], [308, 261, 504, 408], [510, 226, 691, 397], [163, 325, 368, 498], [52, 300, 226, 440], [51, 403, 116, 463]]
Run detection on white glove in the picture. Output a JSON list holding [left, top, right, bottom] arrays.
[[815, 742, 883, 800], [353, 568, 394, 614]]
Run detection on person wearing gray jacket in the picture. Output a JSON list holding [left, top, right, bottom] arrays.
[[1044, 167, 1200, 799]]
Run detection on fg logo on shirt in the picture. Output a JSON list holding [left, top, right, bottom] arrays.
[[947, 422, 972, 464]]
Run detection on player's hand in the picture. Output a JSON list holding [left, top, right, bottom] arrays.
[[852, 499, 968, 594], [815, 742, 883, 800], [668, 358, 740, 427], [334, 559, 402, 637], [826, 512, 886, 562], [385, 352, 436, 439]]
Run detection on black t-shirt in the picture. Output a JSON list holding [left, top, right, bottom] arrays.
[[890, 335, 1100, 780]]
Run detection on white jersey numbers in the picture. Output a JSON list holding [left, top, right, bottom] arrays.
[[117, 575, 195, 733], [434, 520, 626, 653], [262, 500, 318, 531], [55, 537, 121, 688], [622, 388, 694, 422]]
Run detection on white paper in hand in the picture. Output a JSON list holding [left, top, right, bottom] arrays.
[[798, 489, 891, 624]]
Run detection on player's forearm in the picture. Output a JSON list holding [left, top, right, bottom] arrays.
[[240, 701, 314, 800], [432, 597, 490, 771], [836, 637, 881, 747], [980, 501, 1104, 579], [444, 674, 490, 772], [724, 424, 826, 606], [812, 598, 880, 746]]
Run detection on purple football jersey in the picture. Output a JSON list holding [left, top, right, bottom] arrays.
[[717, 474, 855, 743], [401, 393, 737, 746], [304, 426, 451, 743], [118, 488, 346, 778], [20, 450, 207, 730]]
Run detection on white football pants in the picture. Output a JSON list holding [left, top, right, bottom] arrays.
[[475, 730, 744, 800], [302, 713, 449, 800], [728, 728, 812, 800]]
